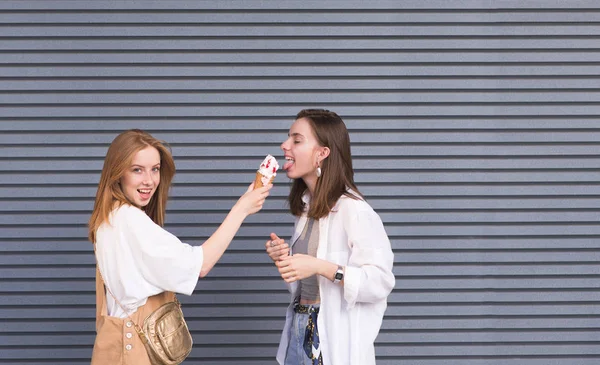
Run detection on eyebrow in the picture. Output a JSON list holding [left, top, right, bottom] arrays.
[[131, 163, 161, 168], [288, 132, 305, 138]]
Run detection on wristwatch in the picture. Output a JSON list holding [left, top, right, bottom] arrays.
[[333, 265, 344, 284]]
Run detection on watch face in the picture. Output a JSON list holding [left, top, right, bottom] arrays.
[[335, 272, 343, 280]]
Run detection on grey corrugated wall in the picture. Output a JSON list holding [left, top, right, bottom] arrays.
[[1, 1, 600, 364]]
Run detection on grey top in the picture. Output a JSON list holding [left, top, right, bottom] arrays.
[[294, 218, 320, 302]]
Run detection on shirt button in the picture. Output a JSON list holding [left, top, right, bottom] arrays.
[[125, 344, 132, 351], [126, 321, 132, 328], [126, 333, 133, 339]]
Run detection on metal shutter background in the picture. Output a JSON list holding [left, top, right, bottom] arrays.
[[1, 1, 600, 364]]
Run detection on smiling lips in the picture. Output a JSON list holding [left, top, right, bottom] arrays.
[[138, 188, 153, 200]]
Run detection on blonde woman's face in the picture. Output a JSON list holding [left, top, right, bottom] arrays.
[[120, 146, 161, 207]]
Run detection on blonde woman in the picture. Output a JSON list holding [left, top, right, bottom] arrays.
[[89, 129, 271, 364]]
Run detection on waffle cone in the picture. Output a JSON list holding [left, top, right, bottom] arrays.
[[254, 171, 275, 189]]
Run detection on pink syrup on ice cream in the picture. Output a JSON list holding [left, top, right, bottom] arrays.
[[258, 155, 279, 185]]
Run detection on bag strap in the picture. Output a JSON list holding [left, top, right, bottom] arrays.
[[92, 243, 180, 343]]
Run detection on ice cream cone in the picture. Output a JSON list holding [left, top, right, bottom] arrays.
[[254, 171, 275, 189], [253, 155, 279, 189]]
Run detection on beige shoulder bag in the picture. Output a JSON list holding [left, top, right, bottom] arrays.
[[94, 248, 193, 365]]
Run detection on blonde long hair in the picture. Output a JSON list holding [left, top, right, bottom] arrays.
[[88, 129, 176, 243]]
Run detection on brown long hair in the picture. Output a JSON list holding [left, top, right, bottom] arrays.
[[288, 109, 362, 218], [88, 129, 176, 243]]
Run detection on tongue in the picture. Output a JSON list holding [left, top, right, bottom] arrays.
[[283, 161, 294, 170]]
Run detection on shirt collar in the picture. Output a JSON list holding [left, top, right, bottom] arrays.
[[301, 187, 358, 213]]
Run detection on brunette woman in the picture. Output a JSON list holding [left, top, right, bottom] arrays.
[[265, 109, 395, 365]]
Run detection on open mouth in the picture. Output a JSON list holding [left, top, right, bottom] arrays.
[[283, 157, 295, 170], [137, 188, 153, 199]]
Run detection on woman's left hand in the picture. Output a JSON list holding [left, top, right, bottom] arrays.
[[276, 254, 320, 283], [265, 233, 289, 263]]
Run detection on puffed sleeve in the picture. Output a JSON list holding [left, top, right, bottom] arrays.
[[342, 201, 395, 309], [116, 205, 204, 295]]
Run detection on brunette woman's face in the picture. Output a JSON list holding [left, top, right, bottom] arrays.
[[120, 146, 161, 207], [281, 118, 323, 187]]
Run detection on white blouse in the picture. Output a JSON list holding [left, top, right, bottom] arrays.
[[95, 204, 204, 318], [276, 193, 395, 365]]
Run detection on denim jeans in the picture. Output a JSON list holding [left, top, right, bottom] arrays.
[[284, 304, 321, 365]]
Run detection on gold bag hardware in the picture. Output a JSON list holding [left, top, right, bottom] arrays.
[[139, 300, 193, 365]]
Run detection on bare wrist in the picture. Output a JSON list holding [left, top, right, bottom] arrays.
[[319, 260, 339, 281], [229, 204, 248, 218]]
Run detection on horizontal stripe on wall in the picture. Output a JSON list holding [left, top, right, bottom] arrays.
[[2, 1, 600, 364]]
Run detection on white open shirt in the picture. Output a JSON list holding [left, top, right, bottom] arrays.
[[276, 193, 395, 365], [95, 204, 204, 318]]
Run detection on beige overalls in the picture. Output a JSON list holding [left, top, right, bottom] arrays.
[[91, 267, 175, 365]]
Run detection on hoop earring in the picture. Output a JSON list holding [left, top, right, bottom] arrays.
[[316, 166, 322, 178]]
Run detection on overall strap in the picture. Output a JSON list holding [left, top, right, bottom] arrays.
[[94, 266, 107, 331]]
